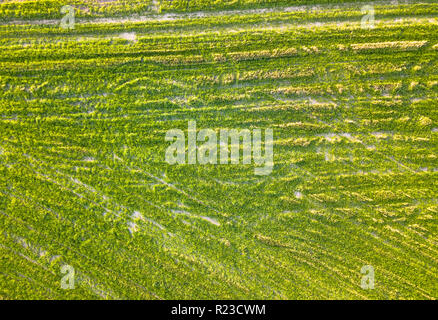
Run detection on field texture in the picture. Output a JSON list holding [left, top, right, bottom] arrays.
[[1, 0, 437, 299]]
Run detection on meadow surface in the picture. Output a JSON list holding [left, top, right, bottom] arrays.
[[0, 0, 437, 299]]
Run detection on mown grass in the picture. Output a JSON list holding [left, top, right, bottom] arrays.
[[0, 0, 437, 299]]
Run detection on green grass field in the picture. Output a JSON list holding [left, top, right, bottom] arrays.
[[0, 0, 437, 299]]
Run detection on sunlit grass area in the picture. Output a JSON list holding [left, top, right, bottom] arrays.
[[0, 0, 437, 299]]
